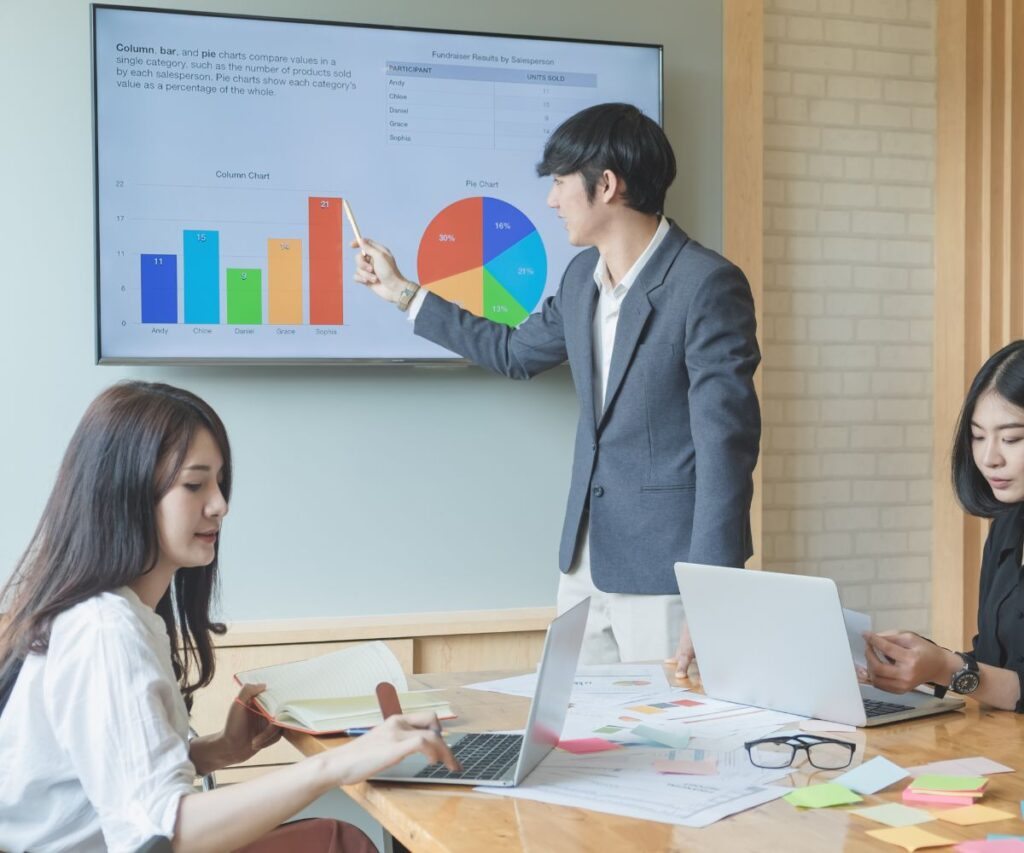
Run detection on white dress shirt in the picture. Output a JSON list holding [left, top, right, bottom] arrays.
[[0, 588, 196, 853]]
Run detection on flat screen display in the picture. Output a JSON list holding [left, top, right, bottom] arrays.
[[93, 5, 662, 363]]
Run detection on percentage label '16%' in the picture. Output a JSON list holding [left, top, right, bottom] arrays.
[[494, 222, 511, 230]]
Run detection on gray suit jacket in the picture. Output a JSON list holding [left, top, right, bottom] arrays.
[[414, 222, 760, 594]]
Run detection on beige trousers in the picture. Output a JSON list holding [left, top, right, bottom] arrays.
[[556, 540, 684, 665]]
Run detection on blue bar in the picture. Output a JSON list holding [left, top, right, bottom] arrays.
[[140, 254, 177, 323], [183, 230, 219, 324]]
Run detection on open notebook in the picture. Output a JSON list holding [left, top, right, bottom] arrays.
[[234, 641, 454, 735]]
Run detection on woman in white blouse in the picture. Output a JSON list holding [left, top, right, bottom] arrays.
[[0, 381, 458, 853]]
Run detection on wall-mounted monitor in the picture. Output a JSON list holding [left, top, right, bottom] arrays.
[[93, 5, 662, 363]]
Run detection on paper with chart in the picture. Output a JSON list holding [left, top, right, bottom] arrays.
[[465, 663, 671, 700], [478, 756, 792, 828], [477, 685, 808, 827]]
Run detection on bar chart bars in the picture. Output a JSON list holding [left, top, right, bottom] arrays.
[[309, 197, 344, 325], [140, 254, 177, 323], [183, 230, 219, 324], [226, 269, 262, 324], [140, 197, 345, 327]]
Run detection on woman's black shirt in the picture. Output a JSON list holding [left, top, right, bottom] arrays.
[[971, 502, 1024, 712]]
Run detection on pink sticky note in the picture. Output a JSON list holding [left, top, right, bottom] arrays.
[[955, 842, 1024, 853], [654, 758, 718, 776], [557, 738, 622, 754], [903, 789, 977, 807]]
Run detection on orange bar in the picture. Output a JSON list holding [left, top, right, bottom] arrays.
[[309, 197, 344, 325], [268, 238, 302, 324]]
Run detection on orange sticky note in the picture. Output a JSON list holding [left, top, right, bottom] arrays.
[[934, 804, 1017, 826], [865, 826, 958, 851]]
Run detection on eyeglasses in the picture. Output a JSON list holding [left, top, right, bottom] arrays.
[[744, 734, 855, 770]]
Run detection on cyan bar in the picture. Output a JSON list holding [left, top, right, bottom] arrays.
[[183, 229, 219, 324]]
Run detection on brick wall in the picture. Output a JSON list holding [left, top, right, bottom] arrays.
[[762, 0, 935, 632]]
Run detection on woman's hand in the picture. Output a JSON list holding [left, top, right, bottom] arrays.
[[324, 712, 461, 786], [218, 683, 283, 765], [862, 631, 958, 694], [351, 238, 414, 304]]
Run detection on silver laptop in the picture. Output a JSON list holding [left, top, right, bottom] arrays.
[[371, 597, 589, 786], [674, 563, 965, 727]]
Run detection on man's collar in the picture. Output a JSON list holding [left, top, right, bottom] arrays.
[[592, 215, 671, 292]]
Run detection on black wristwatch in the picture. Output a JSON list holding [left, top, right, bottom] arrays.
[[939, 652, 980, 696]]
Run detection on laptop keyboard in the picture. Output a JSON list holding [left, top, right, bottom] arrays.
[[414, 733, 523, 781], [863, 698, 915, 718]]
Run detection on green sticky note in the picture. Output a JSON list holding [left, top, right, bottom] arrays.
[[910, 774, 987, 792], [851, 803, 934, 827], [784, 783, 863, 809]]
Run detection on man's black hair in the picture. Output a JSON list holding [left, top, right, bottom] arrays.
[[536, 103, 676, 215]]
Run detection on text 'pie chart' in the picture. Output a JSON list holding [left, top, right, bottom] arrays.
[[417, 197, 548, 326]]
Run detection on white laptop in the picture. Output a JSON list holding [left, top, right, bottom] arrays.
[[371, 597, 589, 786], [674, 563, 965, 727]]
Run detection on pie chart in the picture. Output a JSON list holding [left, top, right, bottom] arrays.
[[417, 197, 548, 326]]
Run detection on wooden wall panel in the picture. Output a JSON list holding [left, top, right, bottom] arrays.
[[724, 0, 764, 567], [934, 0, 1024, 648]]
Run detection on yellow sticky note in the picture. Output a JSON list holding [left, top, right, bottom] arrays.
[[865, 826, 957, 851], [933, 804, 1017, 826]]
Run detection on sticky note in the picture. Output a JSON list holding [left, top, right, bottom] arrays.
[[784, 782, 863, 809], [556, 738, 622, 754], [800, 719, 857, 733], [851, 803, 934, 827], [911, 774, 988, 793], [903, 789, 977, 807], [986, 836, 1024, 842], [653, 758, 717, 776], [865, 826, 957, 851], [934, 805, 1017, 826], [956, 842, 1024, 853], [908, 757, 1014, 776], [631, 724, 691, 749], [835, 756, 910, 795]]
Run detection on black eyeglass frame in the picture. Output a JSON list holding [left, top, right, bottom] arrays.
[[743, 734, 856, 770]]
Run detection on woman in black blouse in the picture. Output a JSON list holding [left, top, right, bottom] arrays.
[[862, 340, 1024, 712]]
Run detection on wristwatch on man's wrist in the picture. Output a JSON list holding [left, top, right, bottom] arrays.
[[397, 282, 420, 312]]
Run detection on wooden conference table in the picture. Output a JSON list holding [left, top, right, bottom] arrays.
[[286, 666, 1024, 852]]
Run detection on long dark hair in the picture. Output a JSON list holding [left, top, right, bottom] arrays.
[[0, 381, 231, 712], [952, 340, 1024, 517]]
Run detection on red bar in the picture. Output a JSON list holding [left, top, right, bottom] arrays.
[[309, 196, 344, 325]]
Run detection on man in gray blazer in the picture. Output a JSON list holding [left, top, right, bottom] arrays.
[[354, 103, 760, 671]]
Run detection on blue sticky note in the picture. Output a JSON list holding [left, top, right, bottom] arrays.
[[988, 835, 1024, 842], [834, 756, 909, 795], [631, 724, 691, 749]]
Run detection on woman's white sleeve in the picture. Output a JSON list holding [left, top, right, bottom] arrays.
[[43, 616, 196, 852]]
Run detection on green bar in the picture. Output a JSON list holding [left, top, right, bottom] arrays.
[[226, 268, 262, 324]]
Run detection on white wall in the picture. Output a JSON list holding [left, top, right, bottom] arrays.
[[762, 0, 935, 632], [0, 0, 723, 621]]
